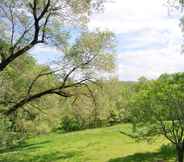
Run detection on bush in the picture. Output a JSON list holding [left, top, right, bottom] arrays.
[[0, 117, 26, 150], [108, 110, 121, 126], [58, 116, 81, 132], [0, 131, 26, 149]]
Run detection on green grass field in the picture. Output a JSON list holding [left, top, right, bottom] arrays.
[[0, 124, 176, 162]]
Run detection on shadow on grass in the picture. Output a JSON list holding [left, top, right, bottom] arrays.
[[0, 139, 81, 162], [108, 144, 176, 162], [0, 140, 51, 154], [0, 151, 80, 162]]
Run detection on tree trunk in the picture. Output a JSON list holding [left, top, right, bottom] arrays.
[[176, 144, 184, 162]]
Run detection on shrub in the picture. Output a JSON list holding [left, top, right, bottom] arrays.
[[0, 117, 26, 150], [58, 116, 81, 132]]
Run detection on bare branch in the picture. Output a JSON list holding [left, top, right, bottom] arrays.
[[9, 5, 15, 46], [27, 68, 61, 95], [38, 0, 51, 21]]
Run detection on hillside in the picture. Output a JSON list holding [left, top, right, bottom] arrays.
[[0, 124, 174, 162]]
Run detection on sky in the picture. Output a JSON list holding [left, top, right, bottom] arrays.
[[32, 0, 184, 81]]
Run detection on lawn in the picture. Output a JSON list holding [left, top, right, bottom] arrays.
[[0, 124, 175, 162]]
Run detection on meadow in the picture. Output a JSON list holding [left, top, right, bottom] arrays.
[[0, 124, 175, 162]]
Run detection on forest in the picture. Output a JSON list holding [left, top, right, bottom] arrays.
[[0, 0, 184, 162]]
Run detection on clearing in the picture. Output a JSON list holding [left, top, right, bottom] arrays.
[[0, 124, 175, 162]]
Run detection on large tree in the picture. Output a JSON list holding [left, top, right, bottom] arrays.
[[0, 0, 116, 116], [0, 54, 60, 147], [126, 73, 184, 162], [0, 0, 104, 71], [0, 30, 115, 115]]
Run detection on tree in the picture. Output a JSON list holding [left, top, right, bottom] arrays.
[[56, 78, 140, 132], [0, 54, 59, 148], [0, 0, 104, 71], [127, 73, 184, 162], [0, 0, 116, 116], [0, 30, 115, 116]]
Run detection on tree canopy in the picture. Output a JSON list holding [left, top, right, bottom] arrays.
[[0, 0, 105, 71], [0, 0, 117, 116], [127, 73, 184, 162]]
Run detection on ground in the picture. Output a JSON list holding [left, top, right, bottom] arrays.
[[0, 124, 176, 162]]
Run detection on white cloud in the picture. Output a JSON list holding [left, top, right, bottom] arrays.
[[118, 46, 184, 81], [89, 0, 184, 80], [89, 0, 174, 33]]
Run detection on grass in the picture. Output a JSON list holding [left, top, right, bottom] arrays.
[[0, 124, 176, 162]]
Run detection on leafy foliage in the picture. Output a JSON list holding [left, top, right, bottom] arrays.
[[127, 73, 184, 162], [57, 79, 136, 132]]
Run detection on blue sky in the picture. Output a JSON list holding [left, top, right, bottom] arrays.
[[31, 0, 184, 81]]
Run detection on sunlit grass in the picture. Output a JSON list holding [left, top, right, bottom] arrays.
[[0, 124, 175, 162]]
